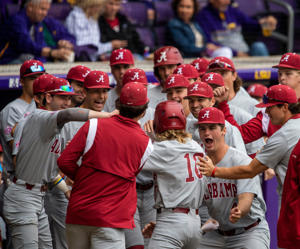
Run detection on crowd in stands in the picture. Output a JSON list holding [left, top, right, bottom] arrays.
[[0, 0, 279, 64]]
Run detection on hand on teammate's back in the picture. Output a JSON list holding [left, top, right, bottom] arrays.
[[142, 222, 156, 238], [143, 120, 154, 133]]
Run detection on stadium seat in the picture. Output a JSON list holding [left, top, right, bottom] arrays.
[[47, 3, 72, 22], [154, 0, 173, 25], [120, 1, 149, 26], [136, 27, 155, 49]]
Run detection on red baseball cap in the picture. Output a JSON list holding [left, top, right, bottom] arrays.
[[45, 78, 77, 95], [120, 82, 149, 106], [84, 70, 110, 89], [66, 65, 91, 83], [208, 57, 235, 72], [164, 74, 190, 91], [201, 72, 224, 87], [173, 64, 199, 79], [110, 48, 134, 66], [185, 81, 213, 99], [272, 53, 300, 70], [122, 68, 148, 86], [247, 83, 268, 98], [20, 59, 45, 78], [191, 58, 210, 76], [256, 84, 298, 108], [198, 107, 225, 125], [154, 46, 183, 68], [33, 74, 56, 95]]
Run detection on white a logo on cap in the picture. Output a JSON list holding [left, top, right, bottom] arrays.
[[176, 68, 183, 74], [167, 76, 175, 85], [202, 110, 210, 119], [157, 51, 167, 63], [191, 84, 199, 92], [82, 70, 90, 78], [131, 72, 140, 80], [249, 86, 255, 93], [194, 63, 199, 70], [33, 62, 38, 69], [281, 55, 290, 62], [207, 73, 214, 81], [96, 75, 104, 83], [116, 52, 124, 60]]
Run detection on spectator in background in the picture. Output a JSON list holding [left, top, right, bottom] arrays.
[[98, 0, 148, 59], [66, 0, 126, 61], [0, 0, 75, 64], [167, 0, 232, 58], [196, 0, 277, 57]]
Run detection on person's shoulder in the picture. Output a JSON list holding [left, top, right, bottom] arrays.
[[226, 146, 252, 164], [168, 17, 182, 27]]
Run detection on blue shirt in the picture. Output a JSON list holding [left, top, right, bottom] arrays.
[[196, 3, 261, 55], [0, 9, 75, 64]]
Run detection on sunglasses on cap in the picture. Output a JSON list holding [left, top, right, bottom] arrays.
[[30, 65, 44, 73], [208, 61, 233, 71], [48, 85, 75, 93], [262, 94, 286, 105]]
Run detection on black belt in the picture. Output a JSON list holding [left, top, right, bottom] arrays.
[[136, 182, 153, 191], [157, 207, 199, 215], [217, 219, 261, 236]]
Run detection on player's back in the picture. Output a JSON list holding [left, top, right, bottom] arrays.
[[144, 138, 206, 209]]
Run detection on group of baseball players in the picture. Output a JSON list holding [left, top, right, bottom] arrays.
[[0, 46, 299, 249]]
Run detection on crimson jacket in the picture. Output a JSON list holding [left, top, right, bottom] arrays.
[[278, 139, 300, 249], [57, 115, 153, 228]]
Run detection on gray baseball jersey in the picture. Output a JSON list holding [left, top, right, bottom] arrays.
[[0, 98, 36, 172], [229, 104, 265, 155], [204, 147, 266, 231], [229, 87, 260, 116], [103, 88, 118, 112], [186, 116, 247, 154], [143, 138, 206, 209], [256, 116, 300, 196], [15, 109, 62, 184], [147, 85, 167, 109]]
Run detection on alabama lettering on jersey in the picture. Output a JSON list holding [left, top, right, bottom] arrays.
[[143, 138, 206, 209], [204, 147, 266, 231], [256, 115, 300, 195], [15, 109, 62, 184]]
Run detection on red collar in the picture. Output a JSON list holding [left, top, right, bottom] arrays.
[[289, 113, 300, 120]]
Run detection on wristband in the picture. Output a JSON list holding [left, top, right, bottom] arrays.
[[53, 175, 69, 193], [211, 167, 217, 177]]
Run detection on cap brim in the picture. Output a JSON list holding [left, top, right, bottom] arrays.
[[51, 92, 79, 96], [22, 71, 45, 78], [272, 64, 300, 70], [184, 94, 213, 99], [197, 120, 225, 125], [110, 62, 134, 66], [255, 102, 282, 108]]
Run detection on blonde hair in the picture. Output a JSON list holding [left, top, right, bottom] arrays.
[[76, 0, 104, 19], [156, 129, 192, 144]]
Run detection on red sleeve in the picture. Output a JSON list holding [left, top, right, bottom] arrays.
[[57, 121, 89, 180], [218, 101, 265, 144]]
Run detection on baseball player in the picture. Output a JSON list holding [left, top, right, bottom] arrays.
[[199, 85, 300, 211], [3, 77, 115, 249], [277, 138, 300, 249], [215, 53, 300, 146], [190, 57, 210, 77], [148, 46, 183, 109], [66, 65, 91, 107], [104, 48, 135, 112], [207, 56, 260, 116], [201, 72, 265, 157], [143, 100, 205, 249], [197, 107, 270, 249], [184, 81, 247, 154], [173, 64, 200, 83], [247, 83, 268, 103], [45, 70, 112, 249], [57, 82, 153, 249], [0, 59, 45, 181], [121, 68, 155, 249]]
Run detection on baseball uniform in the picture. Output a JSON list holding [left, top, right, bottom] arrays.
[[147, 85, 167, 109], [0, 98, 36, 175], [199, 147, 270, 249], [255, 115, 300, 199], [103, 87, 119, 112], [186, 115, 247, 154], [143, 138, 206, 249]]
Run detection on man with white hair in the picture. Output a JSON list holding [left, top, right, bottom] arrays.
[[0, 0, 75, 64]]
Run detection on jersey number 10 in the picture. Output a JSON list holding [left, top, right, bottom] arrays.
[[184, 153, 204, 182]]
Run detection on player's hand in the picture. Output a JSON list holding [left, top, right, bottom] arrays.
[[198, 156, 215, 176], [143, 120, 154, 133], [213, 86, 229, 104], [57, 40, 74, 50], [51, 48, 72, 61], [98, 110, 119, 118], [229, 206, 242, 223], [65, 177, 74, 187], [264, 168, 275, 181], [142, 222, 156, 238], [64, 190, 71, 200]]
